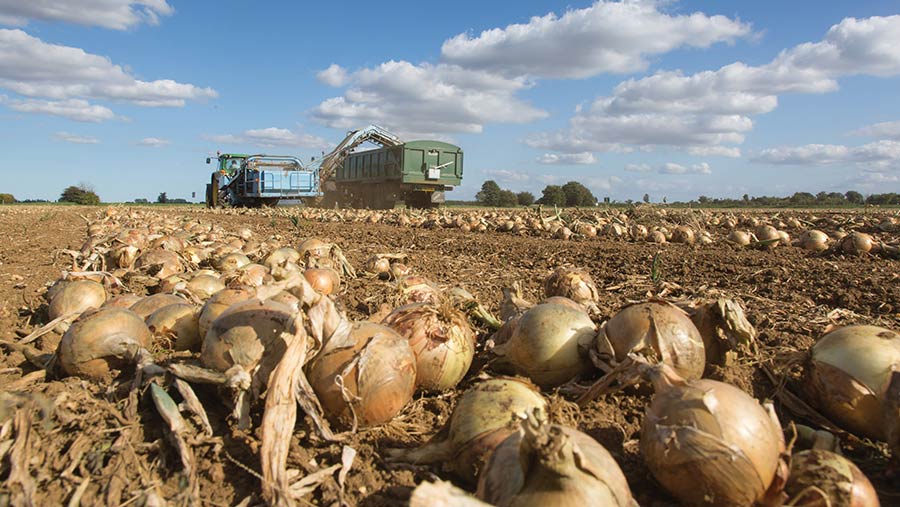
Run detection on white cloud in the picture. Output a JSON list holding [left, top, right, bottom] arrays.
[[659, 162, 711, 174], [850, 120, 900, 141], [483, 169, 531, 183], [586, 175, 621, 191], [625, 163, 652, 172], [441, 0, 750, 79], [6, 97, 115, 122], [0, 0, 173, 30], [205, 127, 330, 149], [311, 60, 546, 136], [317, 64, 349, 87], [137, 137, 169, 147], [688, 145, 741, 158], [0, 29, 216, 119], [532, 15, 900, 155], [752, 140, 900, 170], [536, 152, 597, 165], [52, 131, 99, 144]]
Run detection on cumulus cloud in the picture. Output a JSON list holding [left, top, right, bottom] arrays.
[[0, 0, 173, 30], [849, 120, 900, 140], [625, 163, 652, 172], [6, 97, 115, 122], [317, 64, 349, 87], [0, 29, 216, 119], [482, 169, 532, 183], [659, 162, 711, 174], [752, 140, 900, 170], [205, 127, 330, 149], [687, 145, 741, 158], [137, 137, 170, 147], [536, 152, 597, 165], [52, 131, 99, 144], [311, 60, 546, 136], [533, 15, 900, 155], [441, 0, 750, 79]]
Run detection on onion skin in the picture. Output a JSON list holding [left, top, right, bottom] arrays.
[[186, 274, 225, 300], [308, 322, 416, 427], [49, 280, 107, 320], [478, 417, 636, 507], [303, 267, 341, 296], [389, 378, 547, 483], [640, 366, 785, 507], [146, 303, 200, 351], [805, 325, 900, 440], [785, 450, 880, 507], [597, 300, 705, 380], [382, 302, 475, 391], [494, 302, 595, 388], [200, 298, 294, 374], [57, 307, 152, 380], [542, 266, 599, 307]]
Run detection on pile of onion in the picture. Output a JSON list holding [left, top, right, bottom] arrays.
[[308, 322, 416, 427], [640, 364, 786, 506], [804, 324, 900, 440], [381, 302, 475, 391], [492, 301, 595, 387], [388, 377, 547, 483], [595, 300, 705, 380], [477, 413, 636, 507]]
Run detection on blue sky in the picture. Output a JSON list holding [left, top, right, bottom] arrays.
[[1, 0, 899, 203]]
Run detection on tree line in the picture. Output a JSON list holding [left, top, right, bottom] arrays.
[[692, 190, 900, 207], [476, 180, 596, 207]]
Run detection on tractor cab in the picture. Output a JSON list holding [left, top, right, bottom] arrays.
[[205, 152, 320, 208]]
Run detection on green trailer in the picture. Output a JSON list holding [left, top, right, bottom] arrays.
[[329, 140, 463, 209]]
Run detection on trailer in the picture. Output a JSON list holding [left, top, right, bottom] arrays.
[[330, 141, 463, 209], [205, 154, 320, 207]]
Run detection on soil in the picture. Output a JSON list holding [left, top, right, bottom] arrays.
[[1, 205, 898, 506]]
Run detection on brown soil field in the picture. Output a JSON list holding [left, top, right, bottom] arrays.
[[1, 205, 899, 506]]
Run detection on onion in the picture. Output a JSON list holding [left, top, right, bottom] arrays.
[[492, 302, 595, 387], [201, 298, 297, 427], [308, 322, 416, 427], [840, 232, 874, 256], [130, 293, 186, 320], [388, 377, 547, 483], [647, 230, 667, 243], [595, 300, 705, 380], [216, 252, 251, 273], [543, 266, 599, 308], [146, 303, 200, 351], [799, 230, 829, 252], [640, 364, 786, 507], [382, 302, 475, 391], [137, 248, 184, 279], [102, 294, 143, 309], [477, 414, 636, 507], [48, 279, 107, 321], [57, 307, 152, 380], [303, 267, 341, 296], [727, 230, 753, 246], [671, 225, 695, 245], [186, 273, 225, 300], [263, 247, 300, 271], [197, 288, 256, 337], [784, 450, 880, 507], [397, 275, 444, 305], [804, 325, 900, 440]]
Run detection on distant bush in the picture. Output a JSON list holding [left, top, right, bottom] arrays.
[[59, 185, 100, 205], [0, 193, 16, 204]]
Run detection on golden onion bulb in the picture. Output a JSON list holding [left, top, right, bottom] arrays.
[[785, 450, 880, 507], [57, 307, 152, 380], [146, 303, 200, 351], [805, 325, 900, 440], [48, 279, 107, 321], [542, 266, 599, 307]]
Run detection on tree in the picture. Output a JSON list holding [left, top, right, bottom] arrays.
[[157, 192, 168, 203], [59, 184, 100, 205], [0, 193, 16, 204], [560, 181, 596, 206], [790, 192, 815, 205], [537, 185, 566, 206], [642, 193, 650, 203], [845, 190, 864, 204], [475, 180, 502, 207], [134, 198, 149, 203], [516, 191, 535, 206], [497, 189, 519, 207]]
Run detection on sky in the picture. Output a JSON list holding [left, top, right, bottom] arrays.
[[1, 0, 900, 203]]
